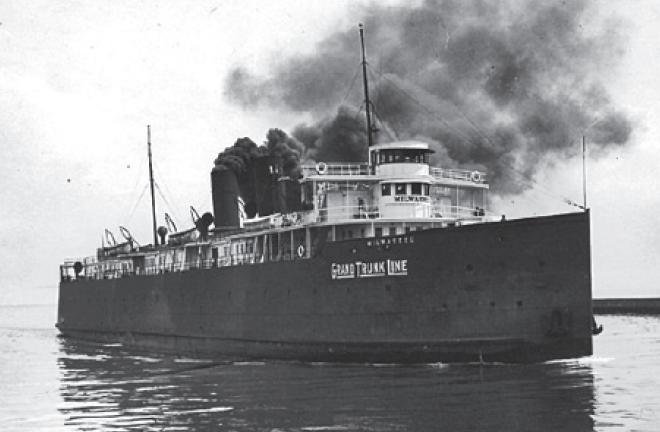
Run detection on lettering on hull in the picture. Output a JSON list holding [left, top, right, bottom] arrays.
[[331, 259, 408, 280], [366, 234, 414, 248]]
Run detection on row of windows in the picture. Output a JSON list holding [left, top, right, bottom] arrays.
[[375, 226, 421, 237], [338, 225, 425, 239], [381, 183, 430, 196], [373, 149, 430, 164], [220, 243, 254, 257]]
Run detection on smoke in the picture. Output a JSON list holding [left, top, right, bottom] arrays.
[[213, 130, 303, 214], [293, 106, 368, 163], [264, 128, 305, 178], [213, 130, 303, 177], [224, 0, 632, 194]]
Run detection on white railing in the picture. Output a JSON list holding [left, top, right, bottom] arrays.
[[278, 204, 485, 225], [301, 163, 487, 184], [431, 205, 487, 219], [301, 163, 371, 177], [430, 167, 488, 184], [317, 205, 380, 221]]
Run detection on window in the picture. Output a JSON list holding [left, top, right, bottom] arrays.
[[381, 184, 391, 196], [348, 230, 353, 239], [389, 227, 396, 236], [411, 183, 422, 195], [423, 184, 430, 195], [405, 226, 411, 234], [395, 183, 406, 195], [375, 227, 383, 238], [378, 150, 430, 164]]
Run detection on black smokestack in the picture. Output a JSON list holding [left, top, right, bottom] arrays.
[[224, 0, 632, 195], [211, 168, 240, 229]]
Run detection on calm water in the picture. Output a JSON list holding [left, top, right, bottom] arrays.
[[1, 302, 659, 431]]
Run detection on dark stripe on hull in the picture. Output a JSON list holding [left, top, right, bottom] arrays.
[[57, 327, 592, 364]]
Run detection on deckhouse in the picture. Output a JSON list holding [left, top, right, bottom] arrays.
[[300, 140, 488, 228], [60, 139, 490, 281]]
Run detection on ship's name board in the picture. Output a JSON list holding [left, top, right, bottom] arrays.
[[331, 259, 408, 280], [394, 195, 429, 202], [366, 234, 414, 247]]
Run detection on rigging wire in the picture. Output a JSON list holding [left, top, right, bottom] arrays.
[[154, 182, 180, 223], [353, 104, 365, 121], [340, 63, 363, 106], [369, 64, 401, 141], [122, 158, 147, 221], [370, 102, 398, 141], [370, 70, 475, 144], [152, 161, 184, 224], [125, 183, 149, 226], [365, 65, 582, 208]]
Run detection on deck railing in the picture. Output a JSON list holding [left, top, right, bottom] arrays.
[[430, 167, 487, 184], [61, 202, 490, 282], [301, 163, 371, 177], [300, 163, 487, 184]]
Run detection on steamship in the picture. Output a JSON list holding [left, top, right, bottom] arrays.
[[57, 26, 596, 363]]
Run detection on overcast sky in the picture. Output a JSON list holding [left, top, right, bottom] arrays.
[[0, 0, 658, 303]]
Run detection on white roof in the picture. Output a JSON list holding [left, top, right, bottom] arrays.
[[369, 140, 431, 151], [380, 176, 435, 183]]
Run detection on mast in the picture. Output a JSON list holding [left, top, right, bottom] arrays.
[[582, 135, 587, 211], [359, 23, 374, 147], [147, 125, 158, 246]]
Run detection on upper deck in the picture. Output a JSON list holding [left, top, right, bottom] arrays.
[[61, 140, 493, 281], [301, 140, 487, 187], [301, 163, 488, 187], [297, 140, 488, 222]]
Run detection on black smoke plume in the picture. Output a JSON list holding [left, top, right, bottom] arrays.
[[213, 129, 303, 216], [224, 0, 632, 194]]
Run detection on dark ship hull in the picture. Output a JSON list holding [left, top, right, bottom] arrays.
[[57, 211, 593, 363]]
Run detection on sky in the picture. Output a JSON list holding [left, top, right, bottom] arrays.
[[0, 0, 658, 302]]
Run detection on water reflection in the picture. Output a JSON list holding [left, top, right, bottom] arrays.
[[57, 338, 595, 431]]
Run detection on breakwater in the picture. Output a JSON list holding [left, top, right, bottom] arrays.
[[593, 298, 660, 314]]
